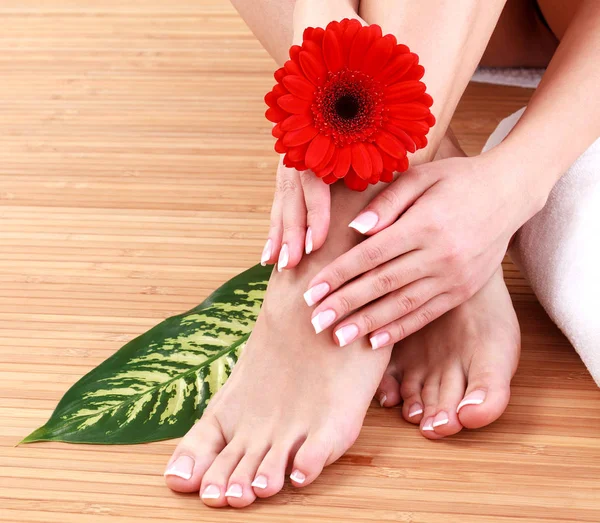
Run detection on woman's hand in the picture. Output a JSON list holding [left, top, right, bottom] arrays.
[[261, 157, 331, 271], [304, 150, 546, 348]]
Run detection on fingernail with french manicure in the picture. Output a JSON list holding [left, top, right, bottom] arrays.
[[408, 404, 423, 418], [277, 243, 289, 272], [303, 282, 330, 307], [305, 227, 313, 255], [290, 470, 306, 484], [311, 309, 336, 334], [457, 390, 486, 413], [251, 475, 268, 489], [349, 211, 379, 234], [201, 484, 221, 499], [335, 324, 359, 347], [370, 331, 391, 350], [433, 411, 449, 428], [260, 238, 272, 266], [225, 484, 243, 498], [163, 455, 194, 480]]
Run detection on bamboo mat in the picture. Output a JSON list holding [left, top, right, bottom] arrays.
[[1, 1, 599, 522]]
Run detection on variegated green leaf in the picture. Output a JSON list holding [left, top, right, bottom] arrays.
[[22, 263, 272, 444]]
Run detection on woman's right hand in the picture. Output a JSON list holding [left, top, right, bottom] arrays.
[[261, 157, 331, 271]]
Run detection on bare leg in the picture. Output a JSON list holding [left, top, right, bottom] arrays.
[[164, 0, 507, 507]]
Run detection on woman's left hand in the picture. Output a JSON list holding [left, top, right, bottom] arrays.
[[304, 151, 545, 348]]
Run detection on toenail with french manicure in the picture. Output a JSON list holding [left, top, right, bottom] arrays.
[[311, 309, 336, 334], [335, 324, 359, 347], [277, 243, 289, 272], [260, 238, 272, 266], [432, 412, 449, 428], [349, 211, 379, 234], [290, 470, 306, 484], [303, 282, 330, 307], [225, 484, 243, 498], [422, 418, 434, 431], [305, 227, 313, 255], [201, 484, 221, 499], [457, 390, 486, 412], [163, 455, 194, 480], [251, 475, 268, 489], [370, 331, 392, 350], [408, 404, 424, 418], [379, 393, 387, 407]]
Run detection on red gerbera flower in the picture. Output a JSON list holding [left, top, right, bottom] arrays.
[[265, 19, 435, 191]]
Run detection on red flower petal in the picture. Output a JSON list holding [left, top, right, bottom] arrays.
[[405, 64, 425, 81], [284, 59, 303, 77], [274, 138, 287, 154], [333, 145, 352, 178], [362, 34, 394, 76], [318, 148, 339, 177], [295, 161, 308, 171], [323, 25, 344, 73], [299, 51, 327, 85], [384, 123, 417, 153], [425, 113, 436, 127], [413, 134, 427, 150], [314, 141, 336, 172], [380, 169, 394, 182], [375, 51, 416, 84], [374, 130, 407, 159], [280, 113, 313, 132], [349, 26, 375, 70], [272, 123, 284, 138], [351, 142, 373, 180], [277, 94, 312, 114], [389, 119, 429, 136], [264, 90, 278, 108], [265, 106, 288, 123], [274, 68, 286, 82], [287, 142, 309, 163], [272, 84, 288, 98], [305, 134, 332, 170], [282, 126, 319, 147], [388, 103, 431, 120], [289, 45, 302, 61], [397, 156, 409, 172], [380, 150, 399, 173], [282, 75, 315, 101], [344, 169, 369, 191], [419, 93, 434, 107], [365, 143, 383, 176], [341, 19, 362, 64], [309, 27, 325, 44], [322, 172, 338, 185], [384, 81, 426, 103]]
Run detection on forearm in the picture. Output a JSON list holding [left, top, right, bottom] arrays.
[[359, 0, 507, 164], [490, 0, 600, 205]]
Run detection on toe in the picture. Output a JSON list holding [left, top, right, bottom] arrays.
[[419, 375, 442, 440], [252, 444, 290, 498], [164, 416, 226, 493], [225, 446, 269, 508], [431, 366, 466, 437], [399, 372, 425, 424], [457, 366, 512, 430], [376, 373, 402, 408], [290, 431, 334, 488], [200, 441, 246, 507]]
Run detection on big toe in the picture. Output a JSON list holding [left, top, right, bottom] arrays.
[[164, 416, 226, 493], [376, 372, 402, 408], [457, 368, 512, 429]]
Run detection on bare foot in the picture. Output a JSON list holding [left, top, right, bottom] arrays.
[[164, 181, 394, 508], [377, 265, 520, 439]]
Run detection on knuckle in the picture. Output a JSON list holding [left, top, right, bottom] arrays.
[[374, 271, 398, 295], [394, 292, 416, 315], [377, 188, 400, 210], [328, 265, 348, 287], [416, 307, 434, 327], [282, 222, 304, 234], [361, 244, 385, 266], [394, 322, 406, 341], [336, 294, 353, 315], [277, 177, 298, 196], [361, 312, 377, 332]]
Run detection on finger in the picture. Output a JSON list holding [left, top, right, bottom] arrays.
[[330, 278, 439, 347], [369, 293, 458, 348], [262, 176, 285, 266], [306, 218, 420, 301], [279, 165, 307, 271], [300, 171, 330, 255], [309, 251, 423, 324], [348, 166, 435, 236]]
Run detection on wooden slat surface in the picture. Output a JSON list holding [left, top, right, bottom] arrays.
[[1, 1, 599, 521]]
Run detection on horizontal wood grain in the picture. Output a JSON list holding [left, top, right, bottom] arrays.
[[1, 1, 599, 521]]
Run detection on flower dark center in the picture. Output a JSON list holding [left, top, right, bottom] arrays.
[[334, 94, 360, 120], [313, 70, 384, 146]]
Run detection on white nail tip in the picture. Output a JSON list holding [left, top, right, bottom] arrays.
[[408, 409, 423, 418], [290, 471, 306, 484], [305, 228, 313, 254], [260, 239, 272, 266], [379, 394, 387, 407], [348, 220, 371, 234], [422, 423, 434, 432], [225, 486, 243, 498], [433, 418, 449, 428], [335, 329, 347, 347], [163, 467, 192, 480], [277, 244, 289, 272], [251, 477, 268, 489], [311, 315, 323, 334], [457, 398, 484, 413], [303, 289, 316, 307]]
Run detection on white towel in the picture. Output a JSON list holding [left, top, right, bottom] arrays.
[[483, 109, 600, 386], [472, 67, 544, 89]]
